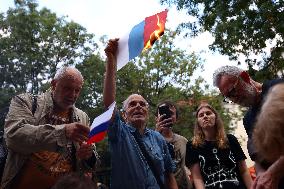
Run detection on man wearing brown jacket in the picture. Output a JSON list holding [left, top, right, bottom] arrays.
[[2, 67, 98, 189]]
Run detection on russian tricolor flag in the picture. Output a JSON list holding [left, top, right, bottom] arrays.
[[117, 10, 168, 70], [87, 102, 116, 144]]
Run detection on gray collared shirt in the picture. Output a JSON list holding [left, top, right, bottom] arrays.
[[108, 112, 175, 189]]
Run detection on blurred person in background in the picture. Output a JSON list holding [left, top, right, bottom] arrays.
[[155, 101, 192, 189]]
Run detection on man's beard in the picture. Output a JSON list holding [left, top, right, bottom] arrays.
[[238, 84, 258, 107]]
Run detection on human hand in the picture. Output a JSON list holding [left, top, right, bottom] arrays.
[[155, 114, 173, 132], [65, 122, 90, 143], [76, 142, 93, 160], [104, 38, 119, 63], [251, 169, 279, 189]]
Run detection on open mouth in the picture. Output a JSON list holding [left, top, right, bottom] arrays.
[[133, 112, 144, 117]]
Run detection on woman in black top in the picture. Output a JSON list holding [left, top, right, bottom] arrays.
[[186, 103, 252, 189]]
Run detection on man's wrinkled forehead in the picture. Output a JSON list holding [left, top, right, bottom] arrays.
[[124, 94, 148, 108], [127, 95, 147, 104]]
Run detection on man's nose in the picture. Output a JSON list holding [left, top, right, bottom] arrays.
[[69, 90, 78, 98], [135, 103, 142, 108]]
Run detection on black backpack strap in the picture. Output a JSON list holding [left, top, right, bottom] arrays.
[[131, 131, 165, 189]]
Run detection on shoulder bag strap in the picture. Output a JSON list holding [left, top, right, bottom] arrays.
[[132, 131, 166, 189]]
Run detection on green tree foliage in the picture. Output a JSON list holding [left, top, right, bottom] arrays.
[[76, 53, 105, 121], [0, 2, 237, 183], [0, 0, 97, 109], [160, 0, 284, 80], [115, 30, 232, 139]]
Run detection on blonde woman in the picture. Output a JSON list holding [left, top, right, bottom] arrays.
[[186, 103, 252, 189], [253, 83, 284, 189]]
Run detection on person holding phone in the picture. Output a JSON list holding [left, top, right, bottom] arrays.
[[156, 101, 193, 189]]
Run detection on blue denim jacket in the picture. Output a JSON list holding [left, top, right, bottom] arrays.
[[108, 112, 175, 189]]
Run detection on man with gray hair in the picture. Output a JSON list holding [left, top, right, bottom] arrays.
[[104, 38, 177, 189], [2, 66, 98, 189], [213, 65, 284, 189]]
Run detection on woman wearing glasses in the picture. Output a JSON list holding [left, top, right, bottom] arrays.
[[185, 103, 252, 189]]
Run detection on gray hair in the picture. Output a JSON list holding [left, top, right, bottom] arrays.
[[54, 66, 84, 82], [213, 65, 243, 87], [122, 94, 149, 111]]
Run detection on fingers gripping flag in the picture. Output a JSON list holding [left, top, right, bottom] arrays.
[[87, 102, 116, 144], [117, 10, 168, 70]]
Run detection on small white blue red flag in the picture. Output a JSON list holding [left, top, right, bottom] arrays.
[[87, 102, 116, 144]]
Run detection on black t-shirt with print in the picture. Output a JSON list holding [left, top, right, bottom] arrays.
[[186, 134, 246, 189]]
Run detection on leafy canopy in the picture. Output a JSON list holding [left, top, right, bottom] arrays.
[[160, 0, 284, 80]]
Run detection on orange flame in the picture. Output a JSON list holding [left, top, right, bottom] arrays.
[[143, 14, 165, 50]]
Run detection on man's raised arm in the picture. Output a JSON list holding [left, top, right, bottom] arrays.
[[103, 39, 119, 109]]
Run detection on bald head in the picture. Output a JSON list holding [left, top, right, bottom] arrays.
[[51, 66, 84, 111]]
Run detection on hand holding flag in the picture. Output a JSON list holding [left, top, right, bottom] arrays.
[[117, 10, 168, 70], [87, 102, 116, 144]]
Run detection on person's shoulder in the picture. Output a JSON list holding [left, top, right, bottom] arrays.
[[73, 107, 89, 124], [263, 79, 284, 92], [227, 133, 236, 139], [174, 133, 188, 143], [74, 107, 88, 117], [266, 78, 284, 85], [186, 139, 197, 150], [149, 128, 162, 137], [186, 139, 194, 146], [226, 134, 239, 143], [148, 129, 165, 141], [12, 92, 39, 106], [14, 92, 33, 100]]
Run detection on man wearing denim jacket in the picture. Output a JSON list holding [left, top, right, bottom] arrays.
[[104, 39, 177, 189]]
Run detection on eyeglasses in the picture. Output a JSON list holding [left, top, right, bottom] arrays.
[[223, 77, 240, 103], [128, 100, 148, 108]]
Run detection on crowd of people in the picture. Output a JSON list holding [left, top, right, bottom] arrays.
[[0, 38, 283, 189]]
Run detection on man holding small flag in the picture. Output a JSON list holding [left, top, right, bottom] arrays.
[[103, 38, 178, 189], [2, 67, 98, 189]]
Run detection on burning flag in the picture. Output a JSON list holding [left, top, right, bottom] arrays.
[[87, 102, 116, 144], [117, 10, 168, 70]]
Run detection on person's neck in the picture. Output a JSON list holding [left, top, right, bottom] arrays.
[[203, 129, 216, 141], [133, 123, 146, 135], [53, 106, 70, 115]]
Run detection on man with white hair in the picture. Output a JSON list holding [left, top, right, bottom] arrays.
[[213, 65, 284, 189], [2, 66, 98, 189], [104, 38, 177, 189]]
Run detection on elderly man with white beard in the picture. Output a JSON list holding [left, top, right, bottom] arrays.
[[213, 65, 284, 189]]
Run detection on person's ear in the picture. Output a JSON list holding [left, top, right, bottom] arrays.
[[239, 71, 251, 83], [122, 111, 127, 121]]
